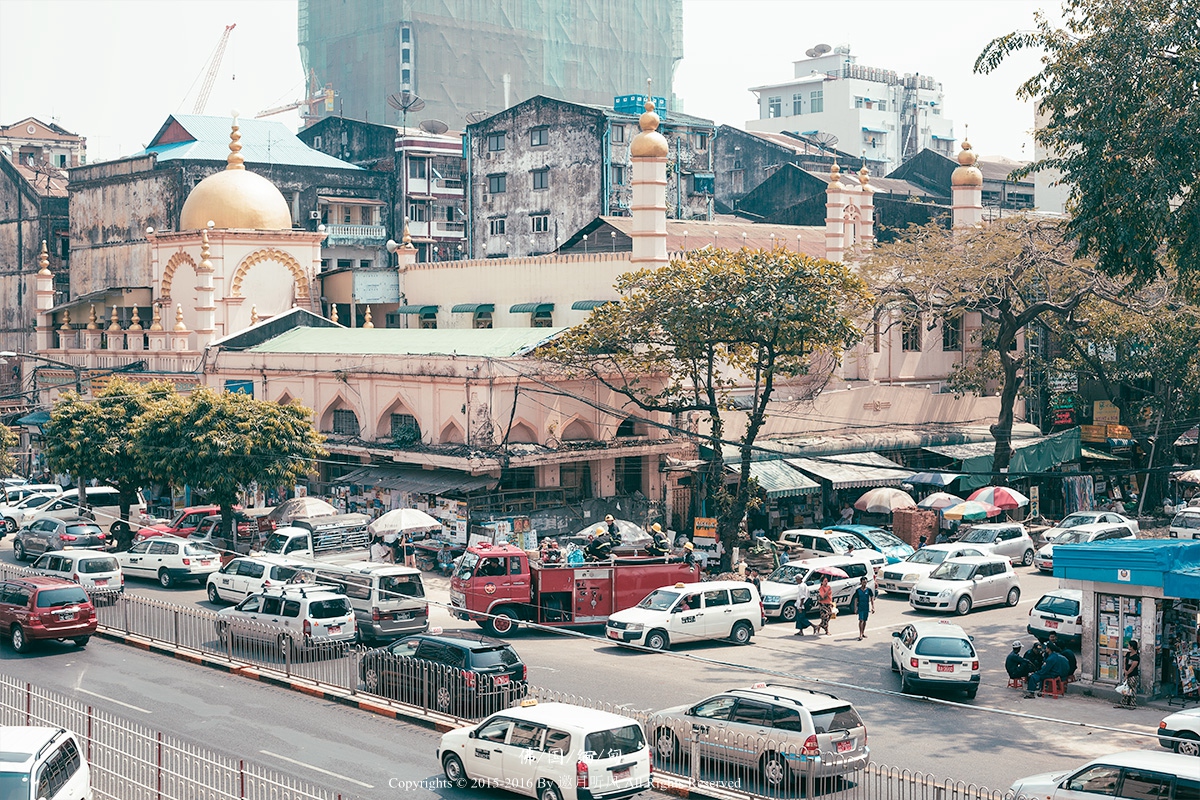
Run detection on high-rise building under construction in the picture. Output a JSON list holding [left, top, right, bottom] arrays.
[[298, 0, 684, 129]]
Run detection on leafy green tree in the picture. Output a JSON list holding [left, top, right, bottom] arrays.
[[43, 391, 106, 508], [976, 0, 1200, 282], [133, 387, 327, 537], [863, 217, 1124, 476], [0, 425, 16, 478], [546, 247, 870, 568]]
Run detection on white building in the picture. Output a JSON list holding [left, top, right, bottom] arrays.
[[746, 44, 956, 173]]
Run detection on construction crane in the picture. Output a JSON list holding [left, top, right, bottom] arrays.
[[256, 69, 334, 126], [193, 24, 236, 114]]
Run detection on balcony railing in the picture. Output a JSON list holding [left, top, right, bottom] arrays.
[[324, 224, 387, 245]]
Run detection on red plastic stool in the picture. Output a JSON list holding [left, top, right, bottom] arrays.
[[1042, 677, 1066, 698], [1007, 677, 1025, 689]]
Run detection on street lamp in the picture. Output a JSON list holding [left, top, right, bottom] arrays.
[[0, 351, 82, 393]]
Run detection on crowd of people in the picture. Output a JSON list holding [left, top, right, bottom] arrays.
[[367, 532, 417, 567]]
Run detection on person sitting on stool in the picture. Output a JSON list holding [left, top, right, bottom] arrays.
[[1006, 641, 1034, 681], [1026, 648, 1071, 698]]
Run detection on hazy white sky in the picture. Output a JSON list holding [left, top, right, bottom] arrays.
[[0, 0, 1060, 164]]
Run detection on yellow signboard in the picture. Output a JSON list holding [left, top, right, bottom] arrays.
[[1106, 424, 1131, 439], [1080, 425, 1107, 443], [1093, 400, 1120, 426], [693, 517, 718, 542]]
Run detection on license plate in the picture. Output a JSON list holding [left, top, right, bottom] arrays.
[[494, 674, 510, 685], [613, 768, 630, 781], [94, 578, 108, 586], [607, 629, 620, 639], [200, 560, 213, 566], [936, 664, 954, 673], [328, 625, 341, 634], [1045, 620, 1059, 628], [836, 740, 853, 753], [55, 612, 75, 620], [395, 611, 411, 621]]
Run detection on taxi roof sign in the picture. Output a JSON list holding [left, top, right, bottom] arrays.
[[674, 582, 686, 588], [520, 698, 539, 707]]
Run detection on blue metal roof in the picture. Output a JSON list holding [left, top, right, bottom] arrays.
[[140, 115, 360, 171], [1054, 539, 1200, 589]]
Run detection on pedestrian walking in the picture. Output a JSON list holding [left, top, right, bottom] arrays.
[[793, 579, 814, 636], [747, 569, 761, 594], [1117, 640, 1140, 709], [853, 576, 876, 640], [816, 575, 834, 635]]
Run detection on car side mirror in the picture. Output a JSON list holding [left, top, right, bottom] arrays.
[[672, 606, 684, 613], [468, 730, 477, 739], [891, 631, 901, 638]]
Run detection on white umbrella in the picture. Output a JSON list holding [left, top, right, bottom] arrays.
[[368, 508, 444, 536], [265, 497, 337, 524]]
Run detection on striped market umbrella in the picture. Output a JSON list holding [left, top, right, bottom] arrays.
[[967, 486, 1030, 510], [854, 487, 916, 514], [942, 500, 1003, 521], [1176, 470, 1200, 484], [917, 492, 964, 510], [905, 472, 963, 487]]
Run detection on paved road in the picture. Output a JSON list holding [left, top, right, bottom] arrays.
[[0, 542, 1167, 795]]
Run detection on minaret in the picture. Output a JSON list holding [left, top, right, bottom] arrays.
[[35, 241, 55, 351], [825, 163, 848, 262], [628, 81, 669, 268], [195, 229, 217, 345], [952, 140, 984, 228], [857, 166, 877, 249]]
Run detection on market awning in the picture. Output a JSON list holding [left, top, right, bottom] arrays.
[[571, 300, 614, 311], [1106, 438, 1135, 453], [728, 461, 820, 499], [1166, 565, 1200, 599], [334, 464, 496, 495], [393, 305, 439, 314], [510, 303, 554, 314], [15, 410, 49, 427], [785, 452, 911, 490], [931, 135, 957, 141], [451, 303, 494, 314], [1081, 447, 1124, 462], [1176, 427, 1198, 447], [924, 428, 1081, 491]]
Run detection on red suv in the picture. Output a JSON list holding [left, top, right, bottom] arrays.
[[136, 505, 221, 542], [0, 577, 97, 653]]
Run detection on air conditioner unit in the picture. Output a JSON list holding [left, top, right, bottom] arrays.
[[309, 211, 321, 220]]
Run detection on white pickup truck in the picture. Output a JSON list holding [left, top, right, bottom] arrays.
[[256, 513, 371, 560]]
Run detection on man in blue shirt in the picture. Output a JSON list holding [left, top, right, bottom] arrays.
[[853, 576, 876, 640], [1026, 649, 1071, 698]]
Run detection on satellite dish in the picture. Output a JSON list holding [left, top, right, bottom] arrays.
[[813, 43, 832, 56], [805, 48, 817, 58], [387, 91, 425, 113], [464, 110, 490, 125], [419, 119, 449, 135], [812, 131, 839, 153]]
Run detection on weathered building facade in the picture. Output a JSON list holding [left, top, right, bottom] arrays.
[[465, 95, 714, 258], [0, 117, 86, 169]]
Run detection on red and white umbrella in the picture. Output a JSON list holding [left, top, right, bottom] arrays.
[[853, 487, 916, 514], [942, 500, 1003, 521], [967, 486, 1029, 510], [917, 492, 964, 510]]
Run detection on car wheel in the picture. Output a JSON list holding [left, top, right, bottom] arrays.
[[890, 652, 899, 673], [644, 629, 669, 651], [1175, 732, 1200, 757], [966, 686, 978, 700], [12, 540, 25, 562], [759, 751, 789, 789], [780, 602, 797, 622], [1006, 587, 1021, 607], [3, 518, 14, 534], [442, 753, 470, 789], [537, 780, 563, 800], [73, 636, 90, 648], [206, 584, 222, 604], [654, 727, 680, 763], [158, 569, 174, 588], [485, 606, 519, 637], [435, 685, 452, 713], [278, 633, 296, 660], [1021, 549, 1035, 567], [362, 663, 381, 693], [730, 620, 753, 645], [216, 621, 229, 646], [10, 625, 29, 654], [900, 671, 914, 694], [955, 595, 973, 616]]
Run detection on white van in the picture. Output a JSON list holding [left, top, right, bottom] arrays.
[[39, 487, 147, 530], [1, 483, 62, 508], [308, 559, 428, 643], [1, 490, 63, 534], [606, 580, 763, 651], [439, 701, 651, 800], [1169, 508, 1200, 540]]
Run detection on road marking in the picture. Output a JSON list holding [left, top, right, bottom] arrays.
[[259, 750, 374, 788], [76, 689, 151, 714]]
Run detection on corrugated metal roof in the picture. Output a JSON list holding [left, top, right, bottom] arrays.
[[729, 461, 820, 498], [785, 452, 911, 490], [246, 327, 567, 357], [335, 464, 496, 495], [142, 115, 360, 171]]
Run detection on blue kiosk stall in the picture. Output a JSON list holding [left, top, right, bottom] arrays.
[[1054, 539, 1200, 702]]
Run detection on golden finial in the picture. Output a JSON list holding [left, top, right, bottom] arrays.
[[363, 306, 374, 328], [173, 304, 187, 332], [226, 113, 245, 171], [107, 306, 122, 331], [86, 305, 98, 330], [630, 77, 668, 158], [330, 304, 339, 324], [198, 230, 213, 272], [250, 305, 259, 325], [149, 303, 164, 331], [402, 223, 412, 248], [37, 241, 51, 276], [59, 309, 71, 332], [128, 307, 142, 331], [828, 161, 845, 191]]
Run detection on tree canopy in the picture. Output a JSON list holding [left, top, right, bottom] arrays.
[[0, 425, 16, 478], [976, 0, 1200, 282], [546, 247, 870, 567]]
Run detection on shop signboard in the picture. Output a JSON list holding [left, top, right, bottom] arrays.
[[1048, 372, 1079, 393], [1052, 408, 1076, 426], [1028, 486, 1040, 519], [1081, 425, 1107, 443], [1094, 400, 1121, 426]]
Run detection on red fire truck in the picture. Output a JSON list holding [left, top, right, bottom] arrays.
[[449, 541, 696, 636]]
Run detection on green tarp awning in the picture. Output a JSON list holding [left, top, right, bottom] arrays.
[[925, 428, 1081, 490], [571, 300, 614, 310], [510, 303, 554, 314], [728, 460, 820, 499], [451, 303, 494, 314], [393, 305, 439, 314]]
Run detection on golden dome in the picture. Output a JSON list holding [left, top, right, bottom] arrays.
[[630, 98, 669, 158], [826, 162, 845, 191], [951, 140, 983, 187], [179, 119, 292, 231]]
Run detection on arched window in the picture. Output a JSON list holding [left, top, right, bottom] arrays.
[[440, 421, 464, 444], [561, 419, 592, 441], [508, 421, 538, 444], [332, 409, 360, 436], [616, 418, 638, 438]]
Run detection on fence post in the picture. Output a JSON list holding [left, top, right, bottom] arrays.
[[86, 705, 92, 761], [156, 730, 163, 800], [689, 729, 699, 789], [122, 595, 129, 633], [173, 609, 180, 647], [239, 758, 245, 799], [25, 682, 30, 725]]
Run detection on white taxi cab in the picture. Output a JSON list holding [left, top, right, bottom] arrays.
[[605, 580, 762, 651], [438, 700, 652, 800], [891, 620, 980, 699]]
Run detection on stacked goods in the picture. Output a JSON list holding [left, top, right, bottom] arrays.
[[892, 507, 937, 547]]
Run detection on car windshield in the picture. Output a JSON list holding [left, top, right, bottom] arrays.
[[767, 565, 806, 584], [811, 705, 863, 734], [183, 545, 219, 557], [308, 598, 352, 619], [915, 636, 975, 658], [458, 552, 479, 576], [380, 574, 424, 599], [78, 557, 119, 573], [34, 586, 89, 608], [1034, 595, 1080, 616], [1054, 531, 1090, 545], [830, 535, 863, 552], [907, 549, 947, 565], [583, 724, 645, 758], [471, 646, 520, 668], [0, 772, 30, 797], [960, 529, 997, 544], [1057, 514, 1098, 529], [65, 524, 102, 537], [858, 530, 907, 550], [928, 562, 975, 581], [637, 589, 680, 611]]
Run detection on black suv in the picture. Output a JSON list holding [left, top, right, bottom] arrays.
[[359, 630, 526, 718]]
